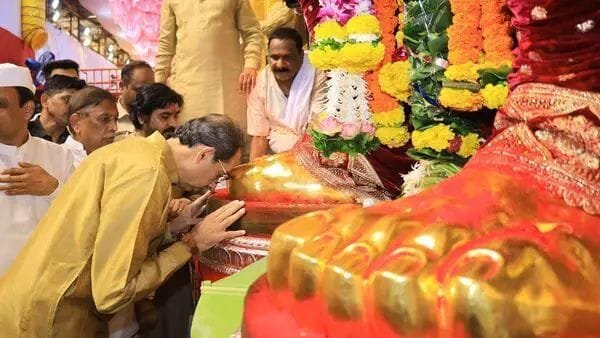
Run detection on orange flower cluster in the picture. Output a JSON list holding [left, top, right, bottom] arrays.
[[368, 0, 402, 114], [480, 0, 513, 64], [373, 0, 399, 64], [367, 72, 399, 112], [447, 0, 483, 64]]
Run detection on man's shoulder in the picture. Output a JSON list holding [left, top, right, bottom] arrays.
[[91, 136, 162, 165], [27, 115, 45, 138], [30, 136, 71, 156]]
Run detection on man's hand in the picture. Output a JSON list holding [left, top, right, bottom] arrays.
[[168, 197, 193, 219], [168, 191, 211, 233], [187, 200, 246, 252], [0, 162, 59, 196], [239, 68, 257, 95]]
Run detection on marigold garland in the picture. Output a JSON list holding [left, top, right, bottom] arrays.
[[314, 20, 347, 41], [373, 0, 399, 64], [372, 107, 406, 127], [457, 133, 480, 157], [447, 0, 482, 64], [366, 72, 399, 112], [345, 14, 381, 36], [378, 61, 411, 102], [376, 126, 410, 148], [480, 0, 513, 64], [308, 47, 342, 70], [444, 62, 480, 82], [480, 83, 509, 109], [367, 0, 402, 115], [439, 88, 484, 111], [411, 124, 456, 152], [339, 43, 385, 73]]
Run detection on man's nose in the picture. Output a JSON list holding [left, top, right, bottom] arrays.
[[108, 120, 118, 132], [168, 116, 177, 127]]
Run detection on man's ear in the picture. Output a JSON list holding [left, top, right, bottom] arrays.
[[69, 113, 81, 135], [195, 146, 215, 163], [40, 93, 50, 109], [22, 100, 35, 121]]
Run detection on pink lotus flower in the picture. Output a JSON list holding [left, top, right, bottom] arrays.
[[316, 116, 342, 136], [341, 122, 361, 140], [361, 122, 376, 136]]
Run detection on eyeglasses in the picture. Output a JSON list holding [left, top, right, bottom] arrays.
[[215, 159, 230, 183]]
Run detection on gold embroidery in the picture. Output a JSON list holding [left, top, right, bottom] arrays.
[[482, 84, 600, 215], [531, 6, 548, 20], [576, 19, 595, 33]]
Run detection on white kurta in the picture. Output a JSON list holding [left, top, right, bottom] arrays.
[[62, 135, 87, 167], [0, 135, 74, 275], [247, 56, 327, 153]]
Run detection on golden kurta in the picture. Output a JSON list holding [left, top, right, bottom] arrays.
[[155, 0, 265, 131], [0, 132, 191, 337]]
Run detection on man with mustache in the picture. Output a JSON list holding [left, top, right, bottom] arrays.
[[247, 27, 326, 160], [62, 86, 118, 167], [129, 83, 181, 138], [117, 61, 155, 136]]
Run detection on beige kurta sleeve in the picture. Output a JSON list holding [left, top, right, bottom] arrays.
[[155, 0, 176, 83], [91, 167, 191, 314], [247, 71, 270, 136], [236, 0, 265, 70]]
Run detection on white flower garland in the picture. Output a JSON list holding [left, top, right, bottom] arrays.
[[324, 70, 372, 124]]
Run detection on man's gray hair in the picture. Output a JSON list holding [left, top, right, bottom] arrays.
[[68, 86, 115, 117], [174, 114, 244, 161]]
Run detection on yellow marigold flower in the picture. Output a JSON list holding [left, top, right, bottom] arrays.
[[339, 42, 385, 73], [439, 88, 483, 111], [376, 126, 410, 148], [372, 107, 406, 127], [308, 47, 341, 70], [395, 31, 404, 46], [481, 83, 509, 109], [378, 61, 411, 102], [346, 15, 381, 36], [444, 62, 479, 82], [412, 124, 455, 152], [458, 133, 480, 158], [314, 20, 347, 41]]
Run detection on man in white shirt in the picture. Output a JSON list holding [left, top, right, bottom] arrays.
[[117, 61, 155, 136], [63, 86, 118, 167], [247, 27, 326, 160], [0, 63, 75, 275]]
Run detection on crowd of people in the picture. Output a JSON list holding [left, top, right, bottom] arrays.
[[0, 3, 323, 335]]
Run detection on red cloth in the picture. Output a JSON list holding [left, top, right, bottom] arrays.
[[507, 0, 600, 91], [299, 0, 321, 39], [0, 27, 34, 65]]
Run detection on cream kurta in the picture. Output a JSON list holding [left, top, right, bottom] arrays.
[[155, 0, 264, 131], [0, 132, 191, 338]]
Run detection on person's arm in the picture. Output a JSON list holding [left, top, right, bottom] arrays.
[[155, 0, 176, 83], [91, 168, 191, 314], [247, 72, 270, 161], [236, 0, 265, 93], [250, 136, 269, 161]]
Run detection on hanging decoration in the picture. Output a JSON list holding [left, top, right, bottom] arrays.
[[308, 0, 386, 157], [22, 0, 48, 51]]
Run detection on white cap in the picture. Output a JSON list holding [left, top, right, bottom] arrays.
[[0, 63, 36, 94]]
